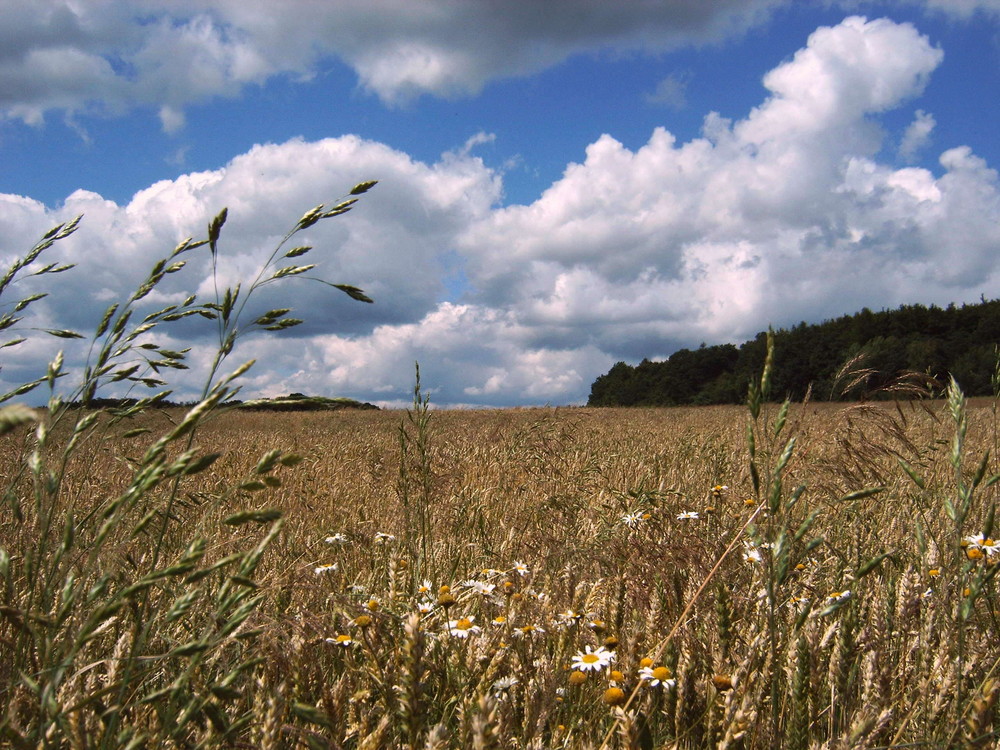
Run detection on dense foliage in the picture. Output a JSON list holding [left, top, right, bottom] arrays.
[[588, 299, 1000, 406]]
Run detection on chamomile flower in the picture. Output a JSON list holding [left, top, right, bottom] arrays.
[[826, 590, 852, 604], [313, 563, 338, 575], [742, 543, 763, 564], [964, 533, 998, 557], [786, 595, 809, 609], [557, 609, 583, 626], [511, 561, 530, 577], [325, 634, 354, 647], [447, 616, 481, 638], [621, 510, 645, 528], [324, 533, 349, 545], [462, 579, 496, 596], [603, 687, 626, 706], [572, 645, 615, 672], [711, 484, 729, 497], [417, 601, 434, 615], [373, 532, 396, 544], [514, 624, 545, 638], [492, 676, 519, 696], [677, 510, 700, 520], [639, 665, 676, 689]]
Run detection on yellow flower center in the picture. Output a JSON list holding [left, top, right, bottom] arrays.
[[455, 617, 474, 630], [638, 657, 653, 668], [582, 653, 599, 664], [569, 670, 587, 685], [652, 666, 672, 681], [603, 687, 626, 706]]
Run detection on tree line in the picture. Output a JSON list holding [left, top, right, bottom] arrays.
[[587, 299, 1000, 406]]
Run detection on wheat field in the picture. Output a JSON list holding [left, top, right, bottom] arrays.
[[3, 391, 999, 748]]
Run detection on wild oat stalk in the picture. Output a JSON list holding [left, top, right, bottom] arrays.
[[0, 183, 376, 746]]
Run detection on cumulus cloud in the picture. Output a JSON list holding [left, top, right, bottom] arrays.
[[0, 134, 501, 401], [456, 15, 996, 369], [4, 14, 1000, 408], [899, 109, 936, 161], [0, 0, 786, 125], [646, 71, 691, 109]]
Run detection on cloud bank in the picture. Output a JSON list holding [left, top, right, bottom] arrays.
[[2, 15, 1000, 407], [2, 1, 998, 127]]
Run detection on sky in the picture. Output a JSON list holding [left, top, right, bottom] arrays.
[[2, 0, 1000, 408]]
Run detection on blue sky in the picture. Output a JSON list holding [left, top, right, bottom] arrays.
[[2, 1, 1000, 407]]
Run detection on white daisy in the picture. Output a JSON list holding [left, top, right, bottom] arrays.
[[447, 616, 481, 638], [639, 665, 676, 689], [571, 645, 615, 672]]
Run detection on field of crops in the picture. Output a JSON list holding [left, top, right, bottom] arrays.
[[3, 388, 999, 748]]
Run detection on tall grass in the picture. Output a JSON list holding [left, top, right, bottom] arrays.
[[2, 202, 1000, 746], [0, 184, 377, 747]]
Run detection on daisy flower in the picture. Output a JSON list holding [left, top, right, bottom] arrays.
[[492, 676, 519, 695], [621, 510, 645, 528], [557, 609, 583, 626], [462, 579, 496, 596], [417, 601, 434, 615], [511, 561, 530, 577], [514, 624, 545, 638], [603, 687, 626, 706], [325, 634, 354, 647], [964, 533, 998, 557], [639, 665, 676, 689], [826, 590, 852, 604], [417, 579, 434, 595], [313, 563, 338, 575], [677, 510, 700, 520], [373, 532, 396, 544], [324, 533, 349, 545], [572, 645, 615, 672], [742, 543, 763, 564], [447, 616, 481, 638]]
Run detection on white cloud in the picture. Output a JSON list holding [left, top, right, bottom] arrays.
[[919, 0, 1000, 15], [4, 14, 1000, 407], [0, 133, 502, 401], [899, 109, 936, 161], [455, 15, 996, 367], [646, 71, 691, 109], [0, 0, 786, 123]]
